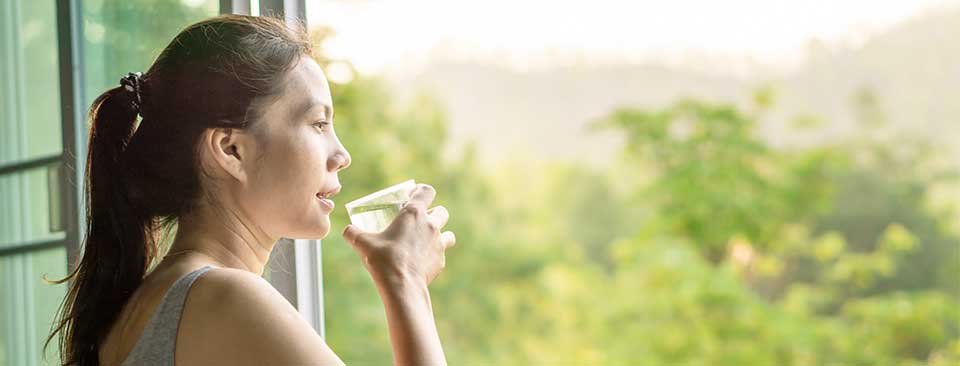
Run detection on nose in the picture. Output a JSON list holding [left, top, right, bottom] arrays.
[[329, 148, 351, 172]]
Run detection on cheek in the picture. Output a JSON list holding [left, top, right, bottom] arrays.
[[256, 137, 321, 193], [253, 152, 317, 207], [244, 138, 332, 237]]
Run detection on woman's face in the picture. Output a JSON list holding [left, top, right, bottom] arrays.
[[233, 56, 351, 240]]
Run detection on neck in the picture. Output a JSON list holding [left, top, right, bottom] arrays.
[[167, 201, 276, 276]]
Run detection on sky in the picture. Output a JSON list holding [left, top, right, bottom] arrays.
[[307, 0, 958, 75]]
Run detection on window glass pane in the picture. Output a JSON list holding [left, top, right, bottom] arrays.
[[0, 0, 62, 166], [81, 0, 220, 111], [0, 246, 68, 366], [0, 165, 64, 249], [2, 1, 223, 366]]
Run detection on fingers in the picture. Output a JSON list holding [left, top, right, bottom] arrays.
[[440, 231, 456, 249], [402, 184, 436, 212], [342, 224, 366, 246], [427, 205, 450, 229]]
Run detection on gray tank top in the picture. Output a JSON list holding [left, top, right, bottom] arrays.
[[121, 265, 217, 366]]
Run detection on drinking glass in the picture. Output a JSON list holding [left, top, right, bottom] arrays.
[[344, 179, 417, 233]]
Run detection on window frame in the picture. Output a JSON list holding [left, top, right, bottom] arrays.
[[0, 1, 80, 364]]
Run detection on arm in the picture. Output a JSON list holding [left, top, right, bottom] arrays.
[[375, 273, 447, 366]]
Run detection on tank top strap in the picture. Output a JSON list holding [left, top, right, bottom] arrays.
[[121, 264, 218, 366]]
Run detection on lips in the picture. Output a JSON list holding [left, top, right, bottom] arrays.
[[317, 195, 335, 208], [317, 185, 342, 199], [316, 187, 337, 212]]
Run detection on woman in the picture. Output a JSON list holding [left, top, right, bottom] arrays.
[[47, 15, 457, 366]]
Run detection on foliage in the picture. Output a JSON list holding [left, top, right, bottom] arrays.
[[320, 65, 959, 365]]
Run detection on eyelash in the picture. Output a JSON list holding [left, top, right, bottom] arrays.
[[314, 121, 330, 131]]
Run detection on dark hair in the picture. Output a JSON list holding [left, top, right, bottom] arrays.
[[45, 14, 313, 366]]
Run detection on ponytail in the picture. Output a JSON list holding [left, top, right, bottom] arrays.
[[45, 85, 161, 366]]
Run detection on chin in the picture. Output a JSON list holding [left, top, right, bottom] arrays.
[[316, 227, 331, 239], [313, 225, 332, 240], [289, 223, 331, 240]]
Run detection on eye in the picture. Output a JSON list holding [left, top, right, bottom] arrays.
[[314, 121, 330, 131]]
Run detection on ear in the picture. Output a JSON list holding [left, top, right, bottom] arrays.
[[202, 127, 254, 183]]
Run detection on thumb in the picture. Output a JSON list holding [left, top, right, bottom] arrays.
[[342, 224, 367, 246]]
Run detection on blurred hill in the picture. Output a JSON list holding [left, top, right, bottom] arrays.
[[384, 6, 959, 168], [772, 5, 959, 150]]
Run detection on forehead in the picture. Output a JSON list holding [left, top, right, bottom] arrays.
[[266, 56, 334, 124]]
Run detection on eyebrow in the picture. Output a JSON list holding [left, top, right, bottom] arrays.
[[293, 99, 334, 121]]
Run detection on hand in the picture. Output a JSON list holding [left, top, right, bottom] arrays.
[[342, 184, 457, 288]]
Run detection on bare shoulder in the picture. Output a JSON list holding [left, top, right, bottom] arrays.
[[176, 267, 345, 366]]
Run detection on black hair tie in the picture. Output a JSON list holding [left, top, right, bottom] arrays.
[[119, 72, 144, 114]]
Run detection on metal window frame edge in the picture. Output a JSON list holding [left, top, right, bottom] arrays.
[[56, 0, 86, 274], [294, 238, 326, 339], [219, 0, 251, 15]]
